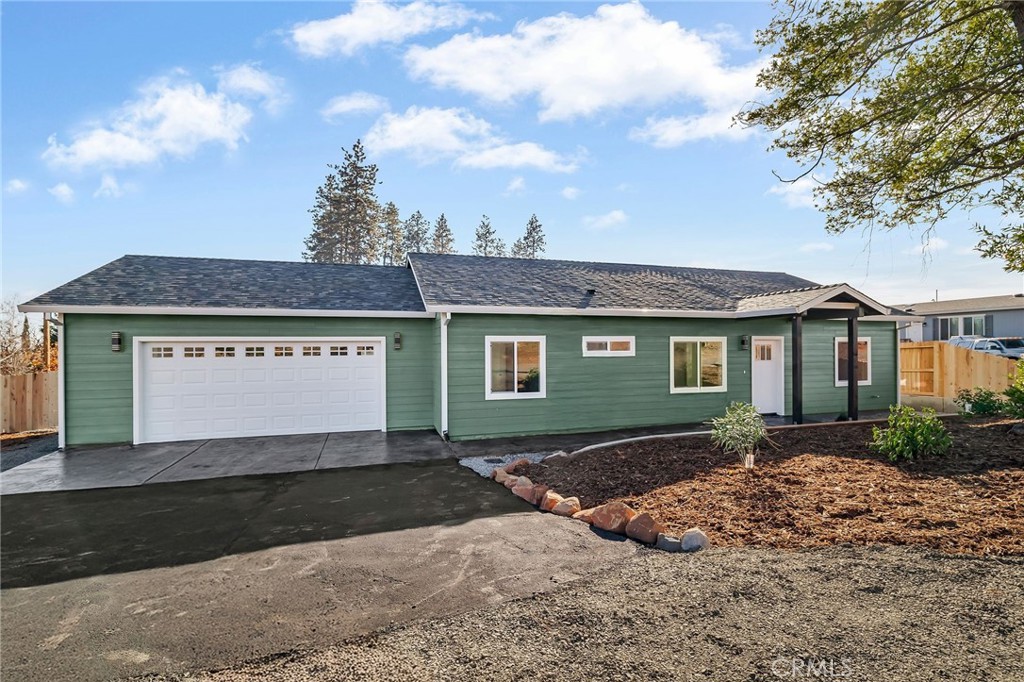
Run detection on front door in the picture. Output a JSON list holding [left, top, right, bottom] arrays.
[[751, 337, 784, 414]]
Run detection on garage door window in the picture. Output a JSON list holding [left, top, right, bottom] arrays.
[[151, 346, 173, 358], [330, 345, 349, 356], [215, 346, 235, 358], [303, 345, 321, 356], [184, 346, 204, 358], [275, 346, 294, 357], [357, 345, 375, 356], [245, 346, 265, 357]]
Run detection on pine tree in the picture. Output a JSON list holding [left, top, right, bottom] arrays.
[[303, 140, 381, 265], [471, 215, 506, 257], [20, 316, 31, 352], [430, 213, 457, 254], [402, 210, 431, 254], [379, 201, 405, 265], [511, 214, 546, 259]]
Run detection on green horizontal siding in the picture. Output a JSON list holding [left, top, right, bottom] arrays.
[[64, 314, 435, 446], [445, 314, 897, 440]]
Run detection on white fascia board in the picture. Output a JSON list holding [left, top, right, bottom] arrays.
[[734, 307, 798, 319], [18, 304, 433, 318], [425, 304, 737, 318], [861, 314, 924, 322], [795, 284, 890, 316]]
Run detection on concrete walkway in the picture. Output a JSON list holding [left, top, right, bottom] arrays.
[[0, 459, 636, 682], [0, 430, 455, 495]]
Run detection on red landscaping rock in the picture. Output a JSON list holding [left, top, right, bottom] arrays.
[[529, 484, 550, 506], [590, 502, 638, 534], [511, 477, 535, 502], [503, 475, 522, 490], [506, 458, 532, 474], [625, 512, 665, 545], [492, 468, 510, 483], [540, 490, 565, 512], [552, 497, 582, 517], [572, 507, 598, 524]]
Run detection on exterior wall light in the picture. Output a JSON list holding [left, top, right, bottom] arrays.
[[394, 332, 402, 350], [740, 335, 750, 351], [111, 331, 123, 352]]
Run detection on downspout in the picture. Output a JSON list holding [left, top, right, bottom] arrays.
[[55, 313, 66, 451], [895, 324, 903, 406], [440, 311, 451, 439]]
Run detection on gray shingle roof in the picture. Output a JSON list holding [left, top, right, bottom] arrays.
[[22, 255, 426, 312], [408, 253, 818, 311], [898, 294, 1024, 316], [736, 285, 845, 313]]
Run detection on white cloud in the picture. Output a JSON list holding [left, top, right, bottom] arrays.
[[4, 178, 29, 194], [798, 242, 834, 254], [561, 186, 580, 200], [767, 176, 818, 209], [504, 176, 526, 196], [321, 92, 390, 121], [291, 0, 486, 58], [93, 173, 124, 198], [42, 72, 254, 171], [215, 63, 288, 114], [48, 182, 75, 204], [906, 236, 950, 256], [629, 109, 751, 146], [364, 106, 578, 173], [406, 1, 763, 137], [583, 209, 628, 230]]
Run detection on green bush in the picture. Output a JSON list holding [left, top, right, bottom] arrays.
[[1005, 359, 1024, 419], [954, 387, 1005, 416], [709, 402, 769, 469], [870, 405, 952, 462]]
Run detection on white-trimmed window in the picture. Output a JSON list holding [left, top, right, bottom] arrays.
[[835, 337, 871, 386], [485, 336, 546, 400], [670, 337, 727, 393], [582, 336, 635, 357]]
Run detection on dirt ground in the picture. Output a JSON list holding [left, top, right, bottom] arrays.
[[0, 430, 58, 471], [519, 417, 1024, 556], [131, 545, 1024, 682]]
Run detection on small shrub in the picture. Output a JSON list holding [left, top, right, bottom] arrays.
[[1005, 359, 1024, 419], [954, 388, 1005, 416], [709, 402, 769, 469], [870, 405, 952, 462]]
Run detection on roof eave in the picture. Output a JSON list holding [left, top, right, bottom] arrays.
[[17, 304, 433, 318]]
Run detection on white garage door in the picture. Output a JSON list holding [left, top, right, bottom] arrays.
[[138, 339, 384, 443]]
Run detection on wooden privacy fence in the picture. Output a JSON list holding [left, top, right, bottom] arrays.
[[900, 342, 1018, 411], [2, 372, 57, 434]]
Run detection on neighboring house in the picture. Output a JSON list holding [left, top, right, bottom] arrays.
[[897, 294, 1024, 342], [20, 254, 904, 448]]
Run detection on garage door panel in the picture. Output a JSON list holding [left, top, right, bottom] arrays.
[[139, 340, 383, 443]]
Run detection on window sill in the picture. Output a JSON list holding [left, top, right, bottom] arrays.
[[485, 392, 547, 401]]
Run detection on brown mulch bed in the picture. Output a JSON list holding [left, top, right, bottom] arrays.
[[518, 417, 1024, 556]]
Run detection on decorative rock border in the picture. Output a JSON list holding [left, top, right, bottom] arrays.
[[490, 453, 710, 553]]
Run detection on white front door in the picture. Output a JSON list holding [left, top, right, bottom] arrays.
[[751, 337, 784, 414], [138, 339, 384, 444]]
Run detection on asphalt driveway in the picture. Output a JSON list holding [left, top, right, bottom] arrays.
[[0, 459, 635, 682]]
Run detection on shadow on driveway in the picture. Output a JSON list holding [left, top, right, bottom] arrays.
[[1, 459, 527, 589]]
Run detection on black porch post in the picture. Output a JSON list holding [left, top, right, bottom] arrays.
[[792, 314, 803, 424], [847, 312, 860, 421]]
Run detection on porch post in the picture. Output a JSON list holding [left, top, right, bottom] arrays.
[[792, 314, 803, 424], [847, 311, 859, 421]]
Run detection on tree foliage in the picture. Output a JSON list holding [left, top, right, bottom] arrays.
[[738, 0, 1024, 271], [304, 140, 381, 265], [402, 210, 432, 255], [471, 215, 506, 257], [431, 213, 457, 254], [511, 213, 547, 259], [379, 201, 404, 266], [1, 299, 57, 375]]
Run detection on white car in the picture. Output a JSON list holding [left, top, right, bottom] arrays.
[[956, 337, 1024, 360]]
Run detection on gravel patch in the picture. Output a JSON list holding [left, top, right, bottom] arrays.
[[458, 452, 548, 478], [1, 432, 58, 472], [132, 545, 1024, 681]]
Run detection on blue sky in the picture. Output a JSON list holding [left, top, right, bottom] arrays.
[[3, 0, 1021, 309]]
